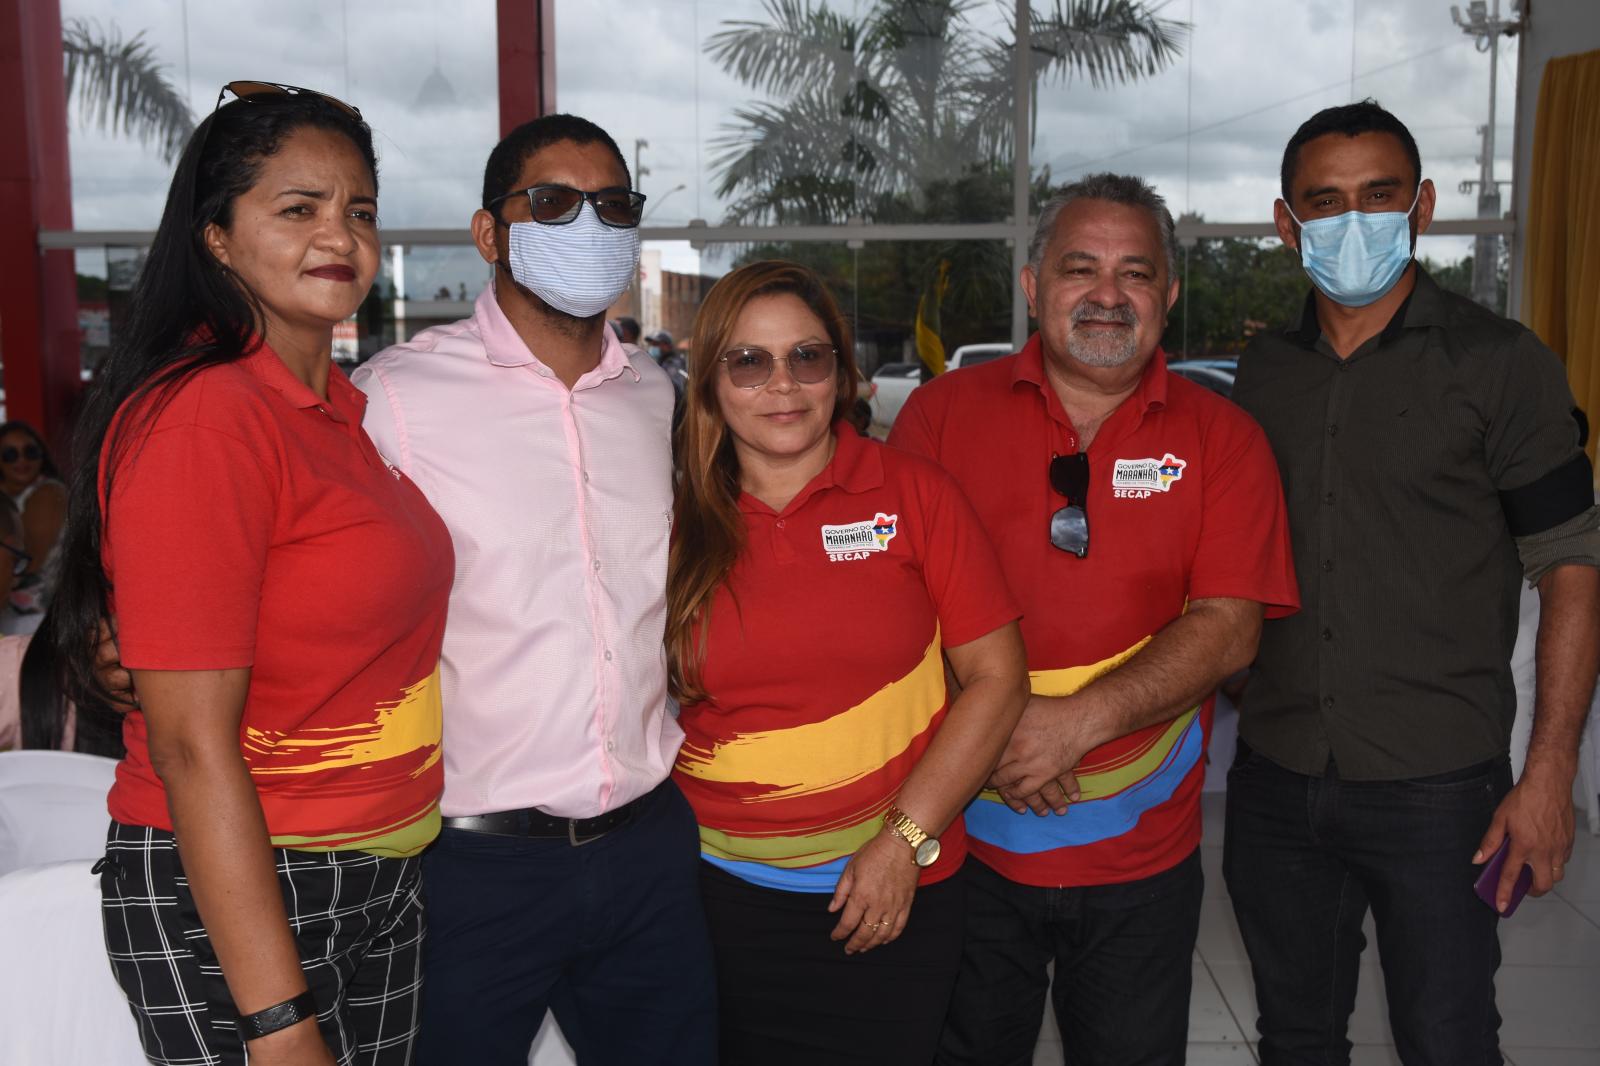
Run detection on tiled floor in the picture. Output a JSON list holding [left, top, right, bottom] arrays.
[[1028, 793, 1600, 1066]]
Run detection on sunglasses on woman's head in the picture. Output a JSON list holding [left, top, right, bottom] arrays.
[[1, 445, 41, 464], [488, 184, 647, 229], [193, 81, 365, 213], [213, 80, 364, 122], [718, 344, 838, 390]]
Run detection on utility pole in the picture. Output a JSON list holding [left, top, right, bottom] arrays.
[[1451, 1, 1522, 311], [633, 138, 650, 194], [631, 139, 651, 326]]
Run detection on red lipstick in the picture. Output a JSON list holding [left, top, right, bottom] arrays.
[[306, 265, 356, 282]]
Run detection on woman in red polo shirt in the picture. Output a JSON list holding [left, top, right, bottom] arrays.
[[666, 260, 1029, 1064], [49, 86, 451, 1066]]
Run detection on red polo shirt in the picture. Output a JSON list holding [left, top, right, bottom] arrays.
[[673, 426, 1020, 893], [104, 345, 454, 857], [890, 338, 1297, 887]]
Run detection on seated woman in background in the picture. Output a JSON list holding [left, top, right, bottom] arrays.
[[50, 82, 452, 1066], [666, 260, 1029, 1065], [0, 421, 65, 634]]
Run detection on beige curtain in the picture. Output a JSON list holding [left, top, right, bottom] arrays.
[[1523, 47, 1600, 478]]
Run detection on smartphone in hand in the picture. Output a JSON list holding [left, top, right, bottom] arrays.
[[1473, 837, 1534, 917]]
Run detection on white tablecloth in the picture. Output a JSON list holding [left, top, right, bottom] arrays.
[[0, 859, 145, 1064]]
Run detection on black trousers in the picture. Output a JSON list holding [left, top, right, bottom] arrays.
[[1223, 740, 1510, 1066], [937, 850, 1203, 1066], [416, 780, 717, 1066], [699, 860, 966, 1066], [99, 821, 424, 1066]]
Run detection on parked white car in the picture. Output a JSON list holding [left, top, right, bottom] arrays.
[[868, 342, 1014, 430]]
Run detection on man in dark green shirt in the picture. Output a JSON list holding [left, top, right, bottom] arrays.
[[1227, 100, 1600, 1066]]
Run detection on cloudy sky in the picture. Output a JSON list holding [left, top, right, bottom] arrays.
[[63, 0, 1515, 290]]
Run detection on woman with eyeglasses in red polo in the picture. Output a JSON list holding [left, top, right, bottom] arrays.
[[0, 420, 65, 634], [50, 83, 452, 1066], [666, 260, 1030, 1064]]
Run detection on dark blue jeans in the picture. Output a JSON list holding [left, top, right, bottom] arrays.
[[415, 780, 717, 1066], [937, 851, 1203, 1066], [1223, 740, 1510, 1066]]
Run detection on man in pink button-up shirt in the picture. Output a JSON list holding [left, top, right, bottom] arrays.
[[352, 115, 714, 1066]]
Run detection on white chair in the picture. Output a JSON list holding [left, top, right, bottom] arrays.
[[0, 859, 147, 1064], [0, 750, 118, 876]]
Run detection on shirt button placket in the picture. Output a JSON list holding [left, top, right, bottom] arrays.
[[1316, 368, 1346, 726], [773, 514, 796, 564]]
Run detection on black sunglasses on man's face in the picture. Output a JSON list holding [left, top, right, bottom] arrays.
[[488, 184, 647, 229], [1049, 452, 1089, 558]]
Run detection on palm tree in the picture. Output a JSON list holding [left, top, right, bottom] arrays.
[[706, 0, 1187, 225], [709, 0, 1186, 371], [62, 18, 194, 164]]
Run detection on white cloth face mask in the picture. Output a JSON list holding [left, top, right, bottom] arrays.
[[505, 202, 640, 318]]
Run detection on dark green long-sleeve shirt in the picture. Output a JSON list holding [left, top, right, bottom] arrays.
[[1233, 267, 1599, 780]]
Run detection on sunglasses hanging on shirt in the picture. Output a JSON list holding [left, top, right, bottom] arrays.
[[1049, 452, 1090, 558]]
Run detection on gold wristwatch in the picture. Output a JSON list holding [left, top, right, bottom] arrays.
[[883, 804, 941, 868]]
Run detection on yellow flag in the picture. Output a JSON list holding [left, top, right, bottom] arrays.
[[914, 260, 951, 376]]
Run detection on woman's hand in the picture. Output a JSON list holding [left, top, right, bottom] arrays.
[[827, 828, 919, 955], [93, 618, 137, 710]]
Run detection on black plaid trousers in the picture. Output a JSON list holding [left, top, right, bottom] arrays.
[[98, 821, 425, 1066]]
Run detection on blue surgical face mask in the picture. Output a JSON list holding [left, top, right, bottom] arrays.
[[1286, 188, 1420, 307], [504, 202, 640, 318]]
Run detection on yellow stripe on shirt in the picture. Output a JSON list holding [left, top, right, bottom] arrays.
[[676, 629, 945, 801]]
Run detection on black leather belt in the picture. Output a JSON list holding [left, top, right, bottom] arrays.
[[441, 785, 656, 845]]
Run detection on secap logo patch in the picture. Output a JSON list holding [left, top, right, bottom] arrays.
[[1111, 453, 1186, 498], [821, 512, 898, 561]]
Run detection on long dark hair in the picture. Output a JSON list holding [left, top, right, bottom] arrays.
[[665, 260, 858, 703], [50, 91, 377, 711], [0, 421, 62, 483], [19, 615, 123, 757]]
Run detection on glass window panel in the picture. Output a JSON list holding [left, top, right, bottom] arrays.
[[557, 1, 1016, 226], [1031, 0, 1517, 224], [1164, 232, 1508, 361], [692, 239, 1010, 371], [60, 0, 498, 230], [1414, 232, 1508, 317], [1164, 236, 1307, 359], [618, 239, 1011, 433], [67, 240, 409, 372]]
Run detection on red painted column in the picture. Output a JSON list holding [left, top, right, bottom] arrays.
[[0, 0, 80, 454], [497, 0, 554, 136]]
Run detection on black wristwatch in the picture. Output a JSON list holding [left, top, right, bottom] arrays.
[[238, 990, 317, 1041]]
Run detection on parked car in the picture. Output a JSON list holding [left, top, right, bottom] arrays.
[[946, 343, 1012, 370], [1166, 357, 1238, 399], [868, 362, 922, 428], [869, 343, 1015, 430]]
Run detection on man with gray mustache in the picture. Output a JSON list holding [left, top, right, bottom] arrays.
[[890, 172, 1298, 1065]]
